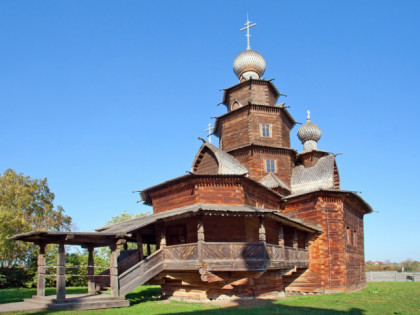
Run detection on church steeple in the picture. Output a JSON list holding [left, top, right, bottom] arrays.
[[212, 19, 297, 187]]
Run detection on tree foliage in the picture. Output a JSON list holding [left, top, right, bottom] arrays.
[[0, 169, 72, 267]]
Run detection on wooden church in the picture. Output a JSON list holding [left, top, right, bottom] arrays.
[[12, 19, 372, 308]]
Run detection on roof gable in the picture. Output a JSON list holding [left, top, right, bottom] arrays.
[[191, 140, 248, 175], [261, 173, 290, 192]]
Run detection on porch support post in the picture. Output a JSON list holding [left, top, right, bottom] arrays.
[[197, 214, 204, 262], [56, 242, 66, 300], [259, 216, 266, 243], [278, 223, 285, 258], [110, 243, 119, 297], [293, 228, 298, 261], [147, 242, 151, 256], [259, 216, 267, 261], [37, 243, 46, 297], [160, 223, 166, 248], [87, 246, 95, 295], [136, 232, 144, 261]]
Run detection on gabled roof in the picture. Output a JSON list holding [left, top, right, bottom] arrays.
[[261, 173, 290, 192], [96, 204, 322, 234], [291, 155, 337, 195], [191, 140, 248, 175]]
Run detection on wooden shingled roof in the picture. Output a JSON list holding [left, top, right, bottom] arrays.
[[291, 155, 339, 195]]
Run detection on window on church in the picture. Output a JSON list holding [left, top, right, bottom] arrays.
[[265, 159, 275, 173], [260, 123, 271, 137], [353, 230, 357, 246], [346, 227, 350, 245]]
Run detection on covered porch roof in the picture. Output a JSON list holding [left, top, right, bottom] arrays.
[[10, 231, 131, 247], [97, 204, 323, 234]]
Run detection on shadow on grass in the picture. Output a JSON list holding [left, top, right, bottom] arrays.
[[163, 299, 365, 315], [125, 287, 365, 315], [126, 286, 162, 305]]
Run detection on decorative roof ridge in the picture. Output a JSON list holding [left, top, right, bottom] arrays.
[[226, 143, 298, 154], [296, 149, 332, 157]]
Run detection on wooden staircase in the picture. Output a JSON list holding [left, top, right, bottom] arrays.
[[118, 248, 164, 296]]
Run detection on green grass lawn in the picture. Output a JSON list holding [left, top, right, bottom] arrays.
[[0, 282, 419, 314]]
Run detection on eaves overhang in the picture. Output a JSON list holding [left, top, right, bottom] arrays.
[[281, 189, 373, 214], [96, 203, 322, 235]]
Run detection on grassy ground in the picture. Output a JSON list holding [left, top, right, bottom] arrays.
[[0, 282, 419, 314]]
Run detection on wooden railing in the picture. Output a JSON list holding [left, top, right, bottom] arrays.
[[164, 243, 198, 261], [112, 242, 309, 295], [202, 242, 265, 261], [266, 244, 308, 263]]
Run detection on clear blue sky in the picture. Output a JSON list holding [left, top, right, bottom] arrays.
[[1, 1, 419, 262]]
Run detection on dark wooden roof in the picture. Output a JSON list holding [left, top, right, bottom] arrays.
[[10, 231, 130, 246]]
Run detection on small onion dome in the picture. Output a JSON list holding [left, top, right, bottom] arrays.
[[233, 49, 266, 81], [297, 110, 322, 151]]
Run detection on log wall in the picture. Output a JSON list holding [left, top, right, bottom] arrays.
[[283, 195, 367, 293]]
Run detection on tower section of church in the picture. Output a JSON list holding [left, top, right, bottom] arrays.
[[213, 47, 296, 191]]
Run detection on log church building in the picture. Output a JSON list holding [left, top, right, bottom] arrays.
[[12, 19, 372, 309]]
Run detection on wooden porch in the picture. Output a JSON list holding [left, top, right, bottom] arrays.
[[117, 241, 309, 296]]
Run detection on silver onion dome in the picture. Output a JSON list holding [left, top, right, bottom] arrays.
[[297, 110, 322, 152], [233, 49, 266, 81]]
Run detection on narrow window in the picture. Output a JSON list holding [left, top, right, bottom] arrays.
[[260, 123, 271, 137], [346, 227, 350, 245], [353, 230, 357, 246], [266, 159, 275, 173]]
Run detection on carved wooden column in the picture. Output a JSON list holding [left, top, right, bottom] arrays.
[[136, 232, 144, 261], [37, 243, 46, 297], [259, 216, 266, 243], [110, 244, 119, 297], [87, 246, 95, 295], [259, 216, 267, 260], [293, 228, 299, 261], [160, 223, 166, 248], [56, 243, 66, 300], [160, 223, 166, 260], [197, 214, 204, 262], [278, 223, 285, 259]]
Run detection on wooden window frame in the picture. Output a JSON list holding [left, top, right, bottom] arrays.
[[265, 159, 276, 173], [260, 123, 272, 138]]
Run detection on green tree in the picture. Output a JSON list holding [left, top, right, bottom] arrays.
[[97, 210, 151, 260], [0, 169, 72, 267]]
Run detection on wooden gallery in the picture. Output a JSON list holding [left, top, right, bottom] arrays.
[[12, 21, 372, 309]]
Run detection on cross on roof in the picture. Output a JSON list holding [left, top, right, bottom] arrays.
[[240, 14, 256, 50], [205, 123, 213, 144]]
